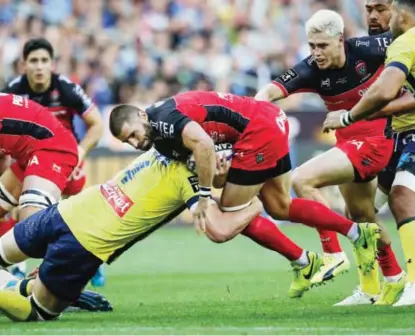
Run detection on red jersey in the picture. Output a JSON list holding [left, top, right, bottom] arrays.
[[145, 91, 285, 161], [0, 94, 78, 162]]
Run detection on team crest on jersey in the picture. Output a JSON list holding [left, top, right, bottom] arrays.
[[256, 153, 264, 164], [355, 61, 367, 77], [50, 90, 60, 105]]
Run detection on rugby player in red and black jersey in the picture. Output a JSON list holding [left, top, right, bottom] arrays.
[[2, 38, 104, 285], [108, 91, 381, 299], [256, 6, 406, 306]]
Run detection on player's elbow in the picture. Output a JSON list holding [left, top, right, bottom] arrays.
[[206, 226, 235, 244]]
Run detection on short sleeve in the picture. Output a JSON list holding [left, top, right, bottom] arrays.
[[272, 57, 318, 97], [178, 170, 199, 209], [58, 75, 94, 115], [386, 39, 415, 77]]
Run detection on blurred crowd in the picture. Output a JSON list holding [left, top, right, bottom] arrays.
[[0, 0, 369, 112]]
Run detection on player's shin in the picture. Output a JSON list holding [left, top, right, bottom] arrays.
[[242, 216, 304, 263]]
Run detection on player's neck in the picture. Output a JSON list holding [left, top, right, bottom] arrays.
[[330, 51, 346, 69], [28, 76, 51, 94]]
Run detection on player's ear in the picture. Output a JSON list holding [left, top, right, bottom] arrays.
[[137, 109, 148, 121], [338, 34, 344, 44]]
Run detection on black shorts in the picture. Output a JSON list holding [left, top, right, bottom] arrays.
[[14, 205, 103, 302]]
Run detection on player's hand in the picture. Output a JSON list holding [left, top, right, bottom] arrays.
[[322, 110, 348, 133], [193, 197, 210, 234], [215, 152, 230, 177]]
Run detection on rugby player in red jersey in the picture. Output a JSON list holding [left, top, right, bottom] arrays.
[[255, 8, 405, 305], [2, 38, 104, 285], [0, 94, 78, 220], [108, 91, 381, 299]]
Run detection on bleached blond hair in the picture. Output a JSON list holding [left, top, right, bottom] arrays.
[[305, 10, 344, 37]]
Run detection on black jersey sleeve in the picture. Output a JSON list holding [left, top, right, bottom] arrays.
[[2, 76, 24, 94], [57, 75, 94, 115], [272, 56, 319, 96], [146, 98, 192, 140], [349, 32, 391, 61]]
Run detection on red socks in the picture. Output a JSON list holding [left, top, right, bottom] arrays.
[[288, 198, 354, 237], [318, 229, 343, 253], [377, 244, 402, 277], [242, 216, 303, 261]]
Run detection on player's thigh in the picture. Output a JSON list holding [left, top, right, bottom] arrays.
[[38, 224, 103, 305], [20, 151, 78, 219], [259, 170, 292, 220], [10, 205, 62, 262], [0, 166, 23, 214], [220, 182, 263, 210], [292, 146, 355, 190], [338, 179, 377, 222], [0, 228, 28, 265]]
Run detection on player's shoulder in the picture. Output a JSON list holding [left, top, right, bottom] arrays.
[[390, 29, 415, 50], [346, 33, 390, 55], [3, 75, 26, 92]]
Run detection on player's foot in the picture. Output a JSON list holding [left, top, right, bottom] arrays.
[[333, 287, 377, 306], [353, 223, 381, 275], [289, 251, 323, 298], [374, 272, 406, 306], [393, 282, 415, 307], [10, 262, 27, 280], [310, 252, 350, 287], [90, 266, 105, 287]]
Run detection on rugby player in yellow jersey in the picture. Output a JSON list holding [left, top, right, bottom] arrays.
[[323, 0, 415, 306], [0, 148, 264, 321]]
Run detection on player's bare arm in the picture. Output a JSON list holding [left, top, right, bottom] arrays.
[[203, 197, 263, 243], [323, 67, 406, 131], [78, 107, 104, 161], [368, 91, 415, 119], [182, 121, 216, 232], [255, 83, 286, 102]]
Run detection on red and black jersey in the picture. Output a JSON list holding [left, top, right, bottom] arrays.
[[0, 94, 78, 161], [272, 32, 392, 142], [3, 74, 94, 140], [146, 91, 274, 161]]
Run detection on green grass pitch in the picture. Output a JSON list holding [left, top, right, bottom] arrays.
[[1, 221, 414, 335]]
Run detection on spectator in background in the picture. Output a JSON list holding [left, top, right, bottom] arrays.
[[0, 0, 371, 112]]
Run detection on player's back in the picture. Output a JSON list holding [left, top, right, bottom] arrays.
[[0, 94, 72, 158], [174, 91, 261, 120], [58, 148, 199, 263], [386, 28, 415, 133]]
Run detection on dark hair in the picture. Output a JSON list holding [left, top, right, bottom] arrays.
[[396, 0, 415, 9], [22, 38, 54, 60], [109, 104, 141, 137]]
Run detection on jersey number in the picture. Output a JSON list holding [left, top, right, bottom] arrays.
[[348, 140, 364, 150]]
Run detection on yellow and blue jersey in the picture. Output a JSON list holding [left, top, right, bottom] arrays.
[[58, 148, 199, 263], [385, 27, 415, 132]]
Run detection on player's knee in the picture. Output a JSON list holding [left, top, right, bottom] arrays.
[[29, 295, 61, 321], [19, 189, 58, 216], [291, 168, 315, 196]]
